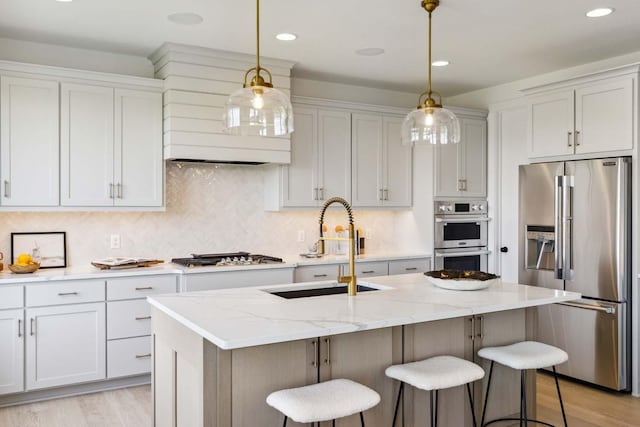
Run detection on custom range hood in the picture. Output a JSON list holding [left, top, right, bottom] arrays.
[[150, 43, 295, 164]]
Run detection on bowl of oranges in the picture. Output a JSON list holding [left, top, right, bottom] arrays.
[[9, 253, 40, 274]]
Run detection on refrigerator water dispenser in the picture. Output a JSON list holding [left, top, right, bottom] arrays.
[[525, 225, 555, 270]]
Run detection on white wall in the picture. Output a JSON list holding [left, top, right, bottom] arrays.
[[0, 37, 154, 78]]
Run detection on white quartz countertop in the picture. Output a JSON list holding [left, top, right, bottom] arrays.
[[148, 273, 580, 350], [0, 252, 431, 285]]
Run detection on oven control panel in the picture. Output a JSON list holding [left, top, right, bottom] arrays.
[[435, 200, 487, 215]]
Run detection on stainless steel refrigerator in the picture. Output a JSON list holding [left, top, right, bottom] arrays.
[[518, 157, 630, 391]]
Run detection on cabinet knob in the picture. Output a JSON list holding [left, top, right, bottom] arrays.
[[500, 247, 508, 253], [3, 180, 10, 198]]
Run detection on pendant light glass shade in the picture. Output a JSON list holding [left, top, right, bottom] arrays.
[[224, 85, 293, 137], [223, 0, 294, 137], [402, 0, 459, 146], [402, 105, 460, 145]]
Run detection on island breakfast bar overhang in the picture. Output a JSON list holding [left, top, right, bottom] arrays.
[[148, 273, 580, 427]]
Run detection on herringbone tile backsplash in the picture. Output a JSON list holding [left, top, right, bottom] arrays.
[[0, 163, 425, 266]]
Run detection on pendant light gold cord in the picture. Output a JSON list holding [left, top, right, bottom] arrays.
[[427, 10, 432, 97], [256, 0, 261, 73]]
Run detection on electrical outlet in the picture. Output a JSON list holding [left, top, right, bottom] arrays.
[[297, 230, 305, 242], [110, 234, 121, 249], [366, 228, 373, 240]]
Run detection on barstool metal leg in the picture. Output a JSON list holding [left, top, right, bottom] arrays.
[[521, 370, 528, 426], [466, 383, 477, 427], [391, 382, 404, 427], [435, 390, 439, 427], [480, 361, 495, 427], [430, 390, 435, 427], [333, 420, 336, 427], [282, 415, 287, 427], [360, 411, 365, 427], [552, 366, 568, 427]]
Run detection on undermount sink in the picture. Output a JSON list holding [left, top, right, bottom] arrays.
[[266, 283, 381, 299]]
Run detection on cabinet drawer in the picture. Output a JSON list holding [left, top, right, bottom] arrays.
[[388, 258, 431, 275], [0, 286, 23, 309], [181, 268, 294, 292], [354, 261, 388, 278], [107, 275, 177, 301], [26, 280, 105, 307], [107, 299, 151, 340], [107, 336, 151, 378], [294, 264, 339, 283]]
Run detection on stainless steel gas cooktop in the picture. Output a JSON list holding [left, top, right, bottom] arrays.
[[171, 252, 284, 268]]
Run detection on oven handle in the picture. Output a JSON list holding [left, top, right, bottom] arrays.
[[435, 217, 491, 223], [435, 249, 491, 258]]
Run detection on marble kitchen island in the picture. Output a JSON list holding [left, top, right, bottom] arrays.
[[148, 273, 579, 427]]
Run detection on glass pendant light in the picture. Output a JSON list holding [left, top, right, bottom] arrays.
[[223, 0, 294, 137], [402, 0, 460, 145]]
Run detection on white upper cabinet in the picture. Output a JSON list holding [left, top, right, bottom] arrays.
[[0, 76, 59, 206], [61, 84, 163, 207], [61, 83, 115, 206], [526, 71, 636, 158], [114, 89, 163, 207], [266, 104, 351, 209], [352, 113, 412, 208], [434, 116, 487, 199]]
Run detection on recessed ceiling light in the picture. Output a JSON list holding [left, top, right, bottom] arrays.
[[432, 60, 449, 67], [167, 13, 204, 25], [586, 7, 614, 18], [355, 48, 385, 56], [276, 33, 297, 41], [56, 0, 73, 2]]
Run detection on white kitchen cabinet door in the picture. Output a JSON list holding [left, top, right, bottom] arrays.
[[351, 113, 383, 207], [114, 89, 163, 207], [433, 139, 462, 198], [526, 90, 574, 158], [0, 309, 24, 395], [26, 303, 106, 390], [434, 116, 487, 198], [0, 76, 59, 206], [282, 106, 318, 207], [461, 117, 487, 198], [383, 116, 412, 207], [317, 109, 351, 202], [575, 76, 634, 154], [61, 83, 115, 206]]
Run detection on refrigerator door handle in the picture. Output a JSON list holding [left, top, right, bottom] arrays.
[[554, 175, 563, 280], [558, 301, 615, 315], [563, 175, 574, 279]]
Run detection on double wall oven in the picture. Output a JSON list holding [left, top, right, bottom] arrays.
[[434, 200, 489, 271]]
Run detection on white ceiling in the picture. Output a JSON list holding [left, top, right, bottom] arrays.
[[2, 0, 640, 96]]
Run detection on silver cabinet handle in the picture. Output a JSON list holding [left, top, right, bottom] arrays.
[[384, 189, 389, 200], [567, 131, 573, 147], [314, 188, 318, 201], [319, 188, 324, 200], [405, 267, 418, 271], [323, 337, 331, 366], [311, 340, 318, 367], [575, 130, 580, 146], [30, 318, 35, 336], [361, 270, 375, 274], [313, 274, 328, 278], [135, 316, 152, 321], [58, 292, 78, 296], [476, 315, 484, 339], [3, 180, 9, 198], [18, 319, 22, 338], [379, 189, 383, 201], [135, 353, 152, 359], [135, 286, 154, 291], [109, 183, 114, 199], [116, 183, 123, 199], [469, 317, 475, 341]]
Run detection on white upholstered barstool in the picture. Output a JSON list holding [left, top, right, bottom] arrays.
[[477, 341, 569, 427], [266, 378, 381, 426], [385, 355, 485, 427]]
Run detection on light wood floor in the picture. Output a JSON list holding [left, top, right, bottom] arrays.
[[0, 375, 639, 426]]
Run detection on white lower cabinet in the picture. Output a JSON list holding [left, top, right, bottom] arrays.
[[0, 309, 24, 394], [26, 302, 106, 390], [107, 336, 151, 378], [107, 299, 151, 340], [388, 258, 431, 275]]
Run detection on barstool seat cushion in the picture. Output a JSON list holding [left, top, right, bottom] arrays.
[[477, 341, 568, 370], [385, 355, 484, 391], [266, 378, 380, 423]]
